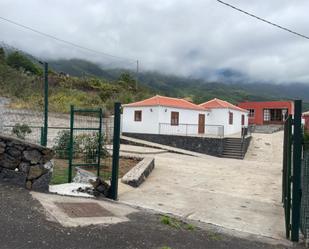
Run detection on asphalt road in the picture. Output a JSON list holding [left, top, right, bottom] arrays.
[[0, 183, 301, 249]]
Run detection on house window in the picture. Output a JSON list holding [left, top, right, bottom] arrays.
[[229, 112, 233, 125], [134, 110, 142, 122], [171, 112, 179, 126], [263, 109, 270, 121], [248, 109, 255, 118], [241, 114, 245, 126]]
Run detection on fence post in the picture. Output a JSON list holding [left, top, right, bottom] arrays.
[[42, 62, 48, 146], [68, 105, 74, 183], [110, 102, 121, 200], [97, 108, 103, 177], [40, 127, 44, 146], [291, 99, 302, 242]]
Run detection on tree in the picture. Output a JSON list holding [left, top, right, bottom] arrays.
[[118, 72, 136, 90], [6, 51, 41, 75]]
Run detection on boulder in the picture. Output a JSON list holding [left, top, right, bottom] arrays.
[[7, 147, 22, 158], [0, 153, 20, 169], [18, 162, 31, 174], [23, 150, 42, 164], [31, 172, 52, 192], [28, 165, 44, 180]]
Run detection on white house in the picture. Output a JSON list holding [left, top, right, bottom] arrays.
[[199, 98, 249, 136], [122, 95, 212, 136], [122, 95, 248, 137]]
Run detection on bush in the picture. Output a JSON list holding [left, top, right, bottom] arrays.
[[12, 123, 32, 140], [6, 51, 42, 75], [76, 133, 108, 163], [53, 130, 80, 159]]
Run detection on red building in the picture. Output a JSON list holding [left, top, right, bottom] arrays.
[[238, 101, 294, 125], [303, 111, 309, 131]]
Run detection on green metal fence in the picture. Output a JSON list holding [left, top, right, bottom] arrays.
[[282, 100, 303, 242]]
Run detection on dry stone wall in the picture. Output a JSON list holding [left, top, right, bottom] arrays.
[[0, 134, 54, 192]]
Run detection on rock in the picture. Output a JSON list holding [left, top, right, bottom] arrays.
[[0, 146, 5, 154], [25, 180, 32, 190], [0, 168, 27, 187], [73, 167, 96, 184], [89, 178, 110, 197], [7, 147, 22, 158], [0, 153, 20, 169], [18, 162, 31, 174], [31, 172, 52, 192], [23, 150, 42, 164], [0, 141, 6, 148], [27, 165, 44, 180], [43, 161, 54, 172]]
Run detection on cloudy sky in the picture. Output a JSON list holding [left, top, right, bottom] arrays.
[[1, 0, 309, 83]]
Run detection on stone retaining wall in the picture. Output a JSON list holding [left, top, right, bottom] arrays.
[[0, 134, 54, 192], [122, 133, 224, 156]]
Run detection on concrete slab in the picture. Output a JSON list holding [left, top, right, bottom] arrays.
[[31, 192, 137, 227], [118, 132, 286, 240], [49, 183, 94, 198]]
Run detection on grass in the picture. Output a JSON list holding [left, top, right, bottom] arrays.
[[161, 247, 172, 249], [50, 157, 139, 185], [160, 215, 195, 231], [207, 231, 222, 241]]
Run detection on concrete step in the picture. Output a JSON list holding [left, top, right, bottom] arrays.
[[221, 154, 243, 159], [223, 149, 243, 153], [224, 144, 242, 148], [222, 151, 243, 156]]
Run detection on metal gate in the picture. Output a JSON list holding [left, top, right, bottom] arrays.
[[282, 100, 303, 241], [68, 105, 103, 183], [67, 103, 121, 200]]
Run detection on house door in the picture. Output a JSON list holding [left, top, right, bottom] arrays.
[[198, 114, 205, 134]]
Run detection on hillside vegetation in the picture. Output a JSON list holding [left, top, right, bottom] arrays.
[[0, 47, 308, 113], [0, 48, 152, 113]]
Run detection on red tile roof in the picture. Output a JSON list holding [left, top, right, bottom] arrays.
[[123, 95, 206, 111], [199, 98, 248, 112]]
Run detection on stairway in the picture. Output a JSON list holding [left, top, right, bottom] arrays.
[[222, 138, 245, 159]]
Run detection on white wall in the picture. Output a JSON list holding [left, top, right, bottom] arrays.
[[157, 106, 208, 135], [122, 106, 248, 136], [122, 106, 160, 134], [206, 108, 248, 136], [122, 106, 209, 135]]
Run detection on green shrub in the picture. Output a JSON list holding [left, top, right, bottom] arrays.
[[6, 51, 42, 75], [53, 130, 80, 159], [76, 133, 108, 163], [12, 123, 32, 140]]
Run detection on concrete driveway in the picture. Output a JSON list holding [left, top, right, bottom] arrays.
[[118, 131, 285, 240]]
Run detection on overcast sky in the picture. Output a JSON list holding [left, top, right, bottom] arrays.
[[1, 0, 309, 83]]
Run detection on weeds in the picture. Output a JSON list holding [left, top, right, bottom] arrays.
[[160, 215, 195, 231]]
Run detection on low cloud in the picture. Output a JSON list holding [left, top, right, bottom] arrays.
[[1, 0, 309, 83]]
